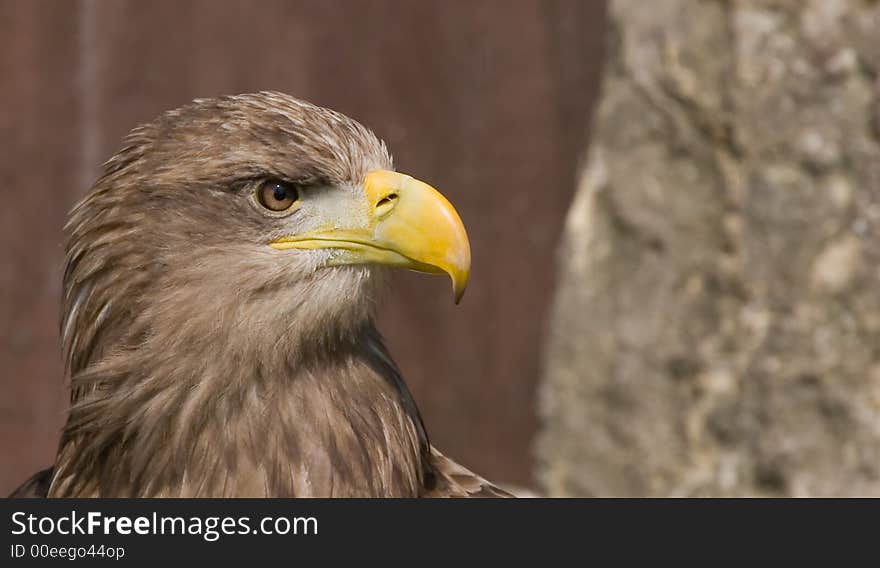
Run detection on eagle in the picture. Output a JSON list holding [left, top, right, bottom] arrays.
[[11, 91, 510, 498]]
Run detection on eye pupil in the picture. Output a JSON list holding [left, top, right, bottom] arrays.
[[273, 184, 287, 201]]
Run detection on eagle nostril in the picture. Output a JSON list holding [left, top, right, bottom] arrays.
[[375, 192, 399, 216], [377, 193, 398, 207]]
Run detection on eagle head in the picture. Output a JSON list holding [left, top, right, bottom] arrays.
[[63, 92, 470, 376]]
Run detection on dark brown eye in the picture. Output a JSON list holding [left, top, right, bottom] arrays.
[[256, 180, 299, 212]]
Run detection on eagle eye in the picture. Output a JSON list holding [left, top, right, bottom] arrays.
[[256, 180, 299, 212]]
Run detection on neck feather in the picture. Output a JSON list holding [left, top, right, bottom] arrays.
[[51, 324, 430, 497]]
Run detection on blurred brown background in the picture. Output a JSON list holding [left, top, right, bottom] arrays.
[[0, 0, 606, 494]]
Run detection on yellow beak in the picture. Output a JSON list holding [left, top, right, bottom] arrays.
[[270, 170, 471, 303]]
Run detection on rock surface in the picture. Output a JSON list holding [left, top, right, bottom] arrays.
[[537, 0, 880, 496]]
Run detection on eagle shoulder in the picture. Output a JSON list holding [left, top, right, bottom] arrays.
[[8, 467, 53, 498], [423, 447, 513, 498]]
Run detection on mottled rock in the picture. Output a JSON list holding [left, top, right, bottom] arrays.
[[537, 0, 880, 496]]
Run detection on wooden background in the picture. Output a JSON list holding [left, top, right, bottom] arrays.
[[0, 0, 605, 494]]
